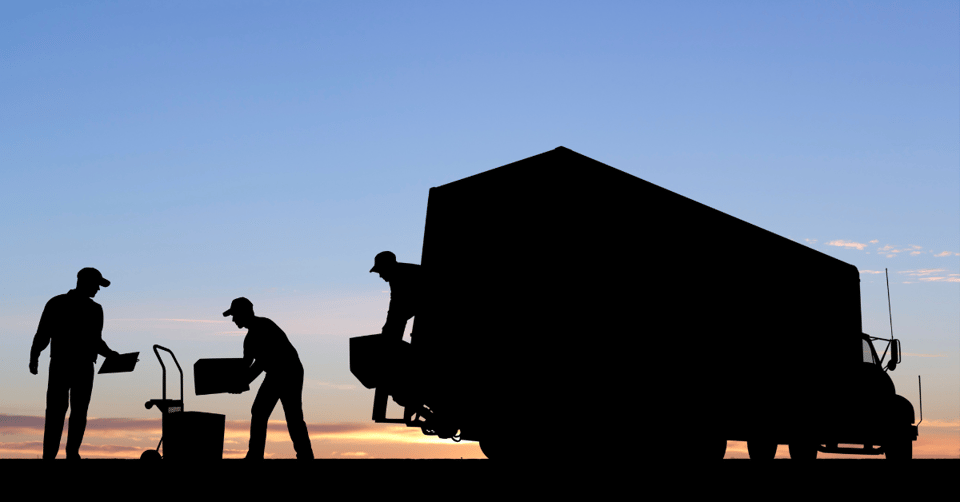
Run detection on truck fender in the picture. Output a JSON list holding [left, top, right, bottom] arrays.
[[890, 394, 915, 425]]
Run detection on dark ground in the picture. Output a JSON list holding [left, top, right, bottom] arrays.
[[1, 459, 955, 495]]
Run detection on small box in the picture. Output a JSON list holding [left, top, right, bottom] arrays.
[[194, 358, 250, 395]]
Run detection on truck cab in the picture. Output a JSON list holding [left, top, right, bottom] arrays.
[[807, 334, 917, 459]]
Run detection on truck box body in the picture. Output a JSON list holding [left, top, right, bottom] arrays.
[[351, 146, 920, 458], [408, 147, 864, 448]]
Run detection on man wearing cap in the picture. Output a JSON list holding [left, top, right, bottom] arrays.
[[370, 251, 422, 341], [223, 297, 314, 460], [30, 267, 120, 460]]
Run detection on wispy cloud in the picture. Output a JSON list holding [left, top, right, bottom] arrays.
[[858, 270, 884, 274], [827, 240, 869, 250], [899, 269, 946, 277], [0, 415, 455, 459], [0, 415, 425, 443], [898, 269, 960, 283], [811, 239, 953, 259], [108, 318, 230, 324], [0, 415, 161, 435], [914, 419, 960, 428], [306, 380, 358, 391]]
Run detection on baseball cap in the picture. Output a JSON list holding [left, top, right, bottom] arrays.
[[223, 297, 254, 317], [77, 267, 110, 287], [370, 251, 397, 273]]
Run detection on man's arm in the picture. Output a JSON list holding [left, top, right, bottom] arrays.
[[29, 299, 56, 374], [93, 304, 119, 360], [382, 297, 413, 340], [238, 335, 263, 391], [247, 360, 264, 384]]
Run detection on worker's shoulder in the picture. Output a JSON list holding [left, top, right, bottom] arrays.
[[45, 292, 69, 305], [396, 262, 421, 274], [251, 316, 284, 333], [45, 291, 99, 309]]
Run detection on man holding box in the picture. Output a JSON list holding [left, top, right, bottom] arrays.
[[223, 297, 314, 460]]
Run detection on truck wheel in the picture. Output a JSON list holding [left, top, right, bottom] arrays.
[[747, 440, 777, 460], [480, 439, 498, 460], [884, 440, 912, 460], [788, 443, 817, 460]]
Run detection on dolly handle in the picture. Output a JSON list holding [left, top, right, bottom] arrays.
[[152, 345, 184, 405]]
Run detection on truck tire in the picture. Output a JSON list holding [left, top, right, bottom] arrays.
[[788, 443, 817, 460], [716, 439, 727, 459], [480, 439, 501, 460], [884, 440, 912, 460], [748, 440, 777, 460]]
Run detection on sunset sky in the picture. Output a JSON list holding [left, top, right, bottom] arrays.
[[1, 2, 957, 459]]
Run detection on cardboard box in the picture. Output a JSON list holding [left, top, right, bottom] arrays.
[[194, 358, 249, 395]]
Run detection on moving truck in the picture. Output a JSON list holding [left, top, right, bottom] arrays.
[[350, 147, 919, 460]]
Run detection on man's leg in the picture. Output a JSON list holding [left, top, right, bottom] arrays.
[[279, 370, 313, 459], [248, 375, 280, 459], [65, 361, 95, 459], [43, 361, 69, 460]]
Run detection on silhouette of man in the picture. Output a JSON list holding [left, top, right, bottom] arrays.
[[370, 251, 421, 340], [30, 267, 120, 460], [223, 297, 314, 460]]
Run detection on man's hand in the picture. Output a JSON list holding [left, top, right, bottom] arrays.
[[29, 359, 38, 375]]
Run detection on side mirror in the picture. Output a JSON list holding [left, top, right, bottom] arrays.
[[886, 339, 900, 372]]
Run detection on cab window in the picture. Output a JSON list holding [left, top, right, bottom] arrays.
[[862, 339, 877, 364]]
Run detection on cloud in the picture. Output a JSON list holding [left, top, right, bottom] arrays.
[[0, 415, 161, 435], [0, 415, 379, 439], [0, 416, 448, 458], [913, 419, 960, 428], [858, 270, 884, 275], [869, 240, 879, 244], [934, 251, 959, 257], [108, 318, 230, 324], [897, 269, 960, 283], [306, 380, 358, 391], [827, 240, 869, 250], [899, 269, 947, 277]]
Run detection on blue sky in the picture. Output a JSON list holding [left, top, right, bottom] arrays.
[[1, 1, 957, 458]]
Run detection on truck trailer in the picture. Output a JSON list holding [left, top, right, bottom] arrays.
[[350, 146, 918, 460]]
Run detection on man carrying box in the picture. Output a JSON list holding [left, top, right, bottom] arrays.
[[223, 297, 314, 460]]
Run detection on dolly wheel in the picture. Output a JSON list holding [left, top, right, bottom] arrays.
[[141, 449, 162, 460]]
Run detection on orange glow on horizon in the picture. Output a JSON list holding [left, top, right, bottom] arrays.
[[0, 414, 955, 459]]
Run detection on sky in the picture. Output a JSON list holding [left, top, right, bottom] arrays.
[[0, 1, 957, 459]]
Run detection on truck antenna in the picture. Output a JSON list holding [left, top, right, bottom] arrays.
[[917, 375, 923, 426], [886, 268, 894, 340]]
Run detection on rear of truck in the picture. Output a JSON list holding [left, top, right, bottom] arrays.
[[350, 146, 917, 459]]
